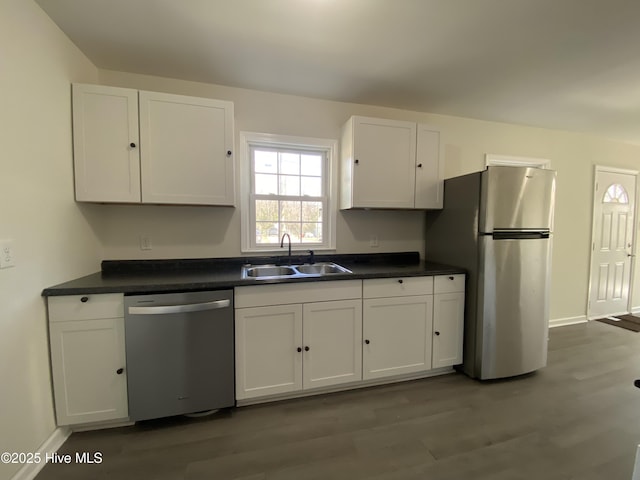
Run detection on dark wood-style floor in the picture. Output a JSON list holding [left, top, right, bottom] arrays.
[[37, 321, 640, 480]]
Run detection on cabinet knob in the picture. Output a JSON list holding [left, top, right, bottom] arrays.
[[354, 159, 360, 164], [365, 339, 370, 345], [130, 142, 136, 148], [435, 331, 440, 336], [116, 368, 124, 374], [226, 150, 232, 156], [417, 163, 423, 168], [80, 296, 89, 303], [304, 346, 310, 351], [398, 279, 404, 284], [297, 347, 302, 353], [449, 276, 454, 280]]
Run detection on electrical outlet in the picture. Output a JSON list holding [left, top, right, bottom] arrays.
[[140, 236, 153, 251], [369, 234, 379, 248], [0, 240, 15, 269]]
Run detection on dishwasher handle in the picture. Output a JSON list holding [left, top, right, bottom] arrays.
[[128, 299, 230, 315]]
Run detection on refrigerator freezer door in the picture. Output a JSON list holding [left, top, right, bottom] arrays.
[[476, 235, 551, 379], [479, 167, 556, 232]]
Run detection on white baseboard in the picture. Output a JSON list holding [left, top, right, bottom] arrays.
[[549, 315, 588, 328], [11, 427, 71, 480], [632, 307, 640, 315]]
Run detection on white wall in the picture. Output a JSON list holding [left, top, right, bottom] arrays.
[[0, 1, 101, 478], [96, 70, 640, 324]]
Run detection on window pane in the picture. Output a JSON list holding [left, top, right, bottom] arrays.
[[301, 202, 322, 222], [256, 222, 279, 244], [254, 150, 277, 173], [255, 200, 279, 222], [301, 176, 322, 196], [279, 153, 300, 175], [281, 201, 301, 222], [301, 154, 322, 176], [302, 223, 322, 243], [281, 223, 301, 243], [279, 175, 300, 196], [255, 174, 277, 195]]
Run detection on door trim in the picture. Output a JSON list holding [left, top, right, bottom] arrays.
[[587, 165, 639, 319]]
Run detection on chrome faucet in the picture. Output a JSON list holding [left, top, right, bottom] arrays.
[[280, 233, 292, 265]]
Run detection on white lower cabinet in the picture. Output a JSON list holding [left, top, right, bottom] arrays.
[[363, 295, 433, 379], [234, 304, 304, 399], [433, 275, 465, 368], [234, 281, 363, 401], [362, 277, 434, 380], [48, 294, 128, 426]]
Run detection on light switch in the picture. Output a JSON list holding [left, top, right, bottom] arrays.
[[0, 240, 15, 269]]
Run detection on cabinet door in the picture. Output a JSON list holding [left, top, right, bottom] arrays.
[[351, 117, 416, 208], [302, 300, 362, 389], [363, 295, 433, 380], [235, 305, 303, 400], [49, 318, 128, 425], [415, 124, 443, 209], [139, 91, 235, 205], [432, 292, 464, 368], [72, 84, 141, 202]]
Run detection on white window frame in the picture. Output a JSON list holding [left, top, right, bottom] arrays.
[[485, 154, 551, 169], [239, 131, 338, 253]]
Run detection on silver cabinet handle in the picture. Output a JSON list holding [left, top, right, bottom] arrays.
[[128, 299, 230, 315]]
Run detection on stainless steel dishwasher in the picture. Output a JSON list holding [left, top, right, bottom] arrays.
[[124, 290, 235, 421]]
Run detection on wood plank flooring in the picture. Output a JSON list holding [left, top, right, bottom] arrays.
[[36, 321, 640, 479]]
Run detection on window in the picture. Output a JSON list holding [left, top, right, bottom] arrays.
[[603, 183, 629, 204], [240, 132, 337, 252]]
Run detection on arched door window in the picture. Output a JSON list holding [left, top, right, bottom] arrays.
[[603, 183, 629, 204]]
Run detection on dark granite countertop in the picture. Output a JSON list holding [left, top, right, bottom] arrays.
[[42, 252, 465, 296]]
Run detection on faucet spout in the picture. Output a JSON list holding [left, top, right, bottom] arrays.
[[280, 233, 292, 265]]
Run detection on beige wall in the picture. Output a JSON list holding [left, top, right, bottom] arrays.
[[0, 1, 100, 478], [98, 70, 640, 324]]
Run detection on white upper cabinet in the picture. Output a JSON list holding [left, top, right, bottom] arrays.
[[340, 116, 443, 210], [72, 84, 141, 202], [138, 91, 235, 205], [71, 84, 235, 206]]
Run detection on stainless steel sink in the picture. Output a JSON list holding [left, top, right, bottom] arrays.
[[295, 263, 352, 275], [242, 262, 352, 279], [244, 265, 297, 278]]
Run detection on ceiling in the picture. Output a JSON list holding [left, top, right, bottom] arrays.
[[36, 0, 640, 145]]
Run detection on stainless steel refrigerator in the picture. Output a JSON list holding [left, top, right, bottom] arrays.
[[426, 166, 556, 380]]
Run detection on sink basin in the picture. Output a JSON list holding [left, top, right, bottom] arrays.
[[295, 263, 352, 275], [242, 262, 352, 279], [244, 265, 297, 278]]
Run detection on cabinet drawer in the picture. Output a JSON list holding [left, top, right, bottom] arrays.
[[48, 294, 124, 322], [434, 274, 465, 294], [363, 276, 433, 298]]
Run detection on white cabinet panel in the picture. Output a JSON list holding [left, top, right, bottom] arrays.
[[303, 300, 362, 389], [49, 317, 128, 425], [415, 124, 443, 209], [433, 292, 465, 368], [363, 295, 433, 380], [139, 91, 235, 205], [235, 304, 303, 400], [363, 276, 433, 298], [72, 84, 140, 202]]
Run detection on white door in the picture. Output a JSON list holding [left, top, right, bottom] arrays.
[[139, 91, 235, 205], [432, 292, 465, 368], [362, 295, 433, 380], [352, 117, 416, 208], [235, 305, 303, 400], [415, 124, 443, 209], [302, 300, 362, 389], [49, 318, 128, 425], [588, 167, 637, 318], [72, 84, 141, 202]]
